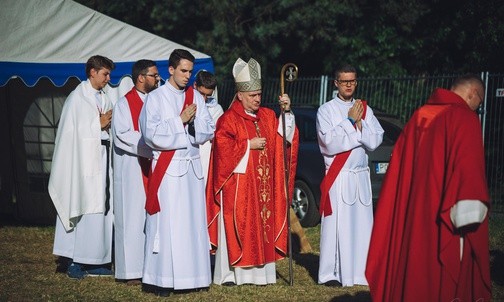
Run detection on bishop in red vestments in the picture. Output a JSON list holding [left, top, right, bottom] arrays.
[[207, 58, 299, 285], [366, 74, 491, 302]]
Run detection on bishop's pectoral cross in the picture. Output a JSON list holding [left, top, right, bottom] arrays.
[[253, 121, 261, 137]]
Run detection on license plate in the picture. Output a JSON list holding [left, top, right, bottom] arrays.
[[375, 162, 389, 174]]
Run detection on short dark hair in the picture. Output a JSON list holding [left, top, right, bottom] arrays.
[[132, 60, 157, 85], [451, 74, 485, 91], [334, 64, 357, 80], [86, 55, 115, 78], [169, 49, 195, 69], [194, 70, 217, 89]]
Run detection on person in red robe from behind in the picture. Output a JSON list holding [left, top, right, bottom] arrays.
[[366, 74, 491, 301], [207, 57, 299, 285]]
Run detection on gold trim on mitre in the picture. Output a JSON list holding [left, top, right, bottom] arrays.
[[232, 58, 262, 92]]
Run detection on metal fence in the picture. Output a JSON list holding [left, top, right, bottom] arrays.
[[219, 77, 323, 109], [221, 74, 462, 122], [220, 73, 504, 212], [484, 73, 504, 213]]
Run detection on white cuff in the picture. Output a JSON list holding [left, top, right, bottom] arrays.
[[233, 140, 250, 174], [450, 200, 487, 229], [277, 112, 295, 143]]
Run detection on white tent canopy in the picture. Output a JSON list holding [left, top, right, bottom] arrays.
[[0, 0, 214, 87], [0, 0, 214, 224]]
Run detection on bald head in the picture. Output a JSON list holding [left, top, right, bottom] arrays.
[[450, 74, 485, 111]]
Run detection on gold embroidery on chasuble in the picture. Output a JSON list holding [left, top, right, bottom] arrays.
[[254, 121, 272, 243]]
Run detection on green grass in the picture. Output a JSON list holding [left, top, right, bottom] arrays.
[[0, 215, 503, 302]]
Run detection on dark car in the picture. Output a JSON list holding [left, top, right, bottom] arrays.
[[289, 106, 403, 227]]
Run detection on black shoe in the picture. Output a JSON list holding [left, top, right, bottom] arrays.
[[222, 281, 236, 286], [142, 284, 173, 297], [155, 289, 172, 297], [172, 287, 209, 295], [323, 280, 342, 287], [142, 284, 156, 293]]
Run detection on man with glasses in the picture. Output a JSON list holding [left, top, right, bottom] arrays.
[[366, 74, 490, 302], [111, 59, 159, 285], [316, 64, 384, 286]]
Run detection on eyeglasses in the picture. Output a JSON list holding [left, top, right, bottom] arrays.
[[336, 79, 357, 86], [144, 73, 160, 79]]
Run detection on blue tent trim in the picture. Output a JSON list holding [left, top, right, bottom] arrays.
[[0, 57, 214, 87]]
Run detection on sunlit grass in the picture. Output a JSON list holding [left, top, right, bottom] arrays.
[[0, 215, 502, 301]]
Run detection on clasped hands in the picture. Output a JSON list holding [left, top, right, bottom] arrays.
[[348, 99, 364, 130], [181, 104, 197, 124], [100, 109, 112, 131]]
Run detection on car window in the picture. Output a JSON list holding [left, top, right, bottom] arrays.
[[378, 119, 402, 145], [295, 115, 318, 142]]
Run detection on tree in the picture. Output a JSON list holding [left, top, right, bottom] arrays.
[[75, 0, 504, 77]]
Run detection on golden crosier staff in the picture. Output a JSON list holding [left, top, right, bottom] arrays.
[[280, 63, 298, 286]]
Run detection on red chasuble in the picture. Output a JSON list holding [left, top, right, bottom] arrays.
[[206, 99, 299, 267], [366, 88, 491, 302]]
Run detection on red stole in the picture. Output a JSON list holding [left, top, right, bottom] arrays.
[[145, 86, 194, 215], [319, 100, 367, 217], [125, 88, 151, 193]]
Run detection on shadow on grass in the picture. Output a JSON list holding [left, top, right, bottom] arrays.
[[329, 291, 371, 301], [55, 256, 71, 274], [491, 249, 504, 285], [276, 252, 318, 285], [286, 233, 320, 282], [292, 252, 319, 282]]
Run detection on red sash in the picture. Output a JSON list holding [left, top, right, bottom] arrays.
[[145, 86, 194, 215], [125, 88, 151, 193], [319, 100, 367, 217]]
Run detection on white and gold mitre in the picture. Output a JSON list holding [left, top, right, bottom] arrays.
[[232, 58, 262, 92]]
